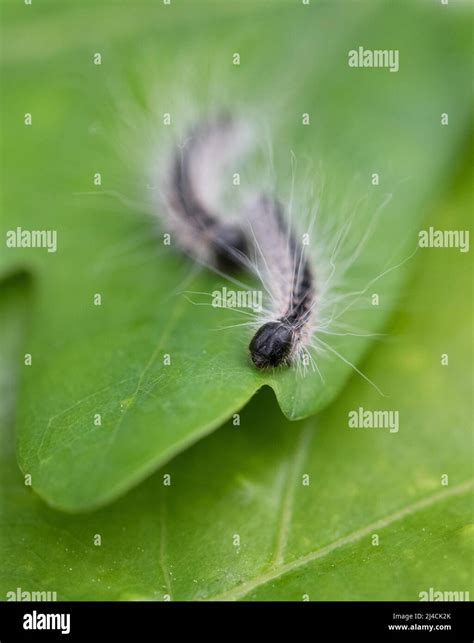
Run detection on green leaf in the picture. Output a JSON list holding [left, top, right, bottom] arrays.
[[1, 181, 472, 599], [1, 0, 472, 509]]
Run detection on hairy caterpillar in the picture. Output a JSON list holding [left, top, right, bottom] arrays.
[[159, 115, 398, 384], [160, 115, 249, 272], [246, 195, 316, 368], [160, 116, 317, 370]]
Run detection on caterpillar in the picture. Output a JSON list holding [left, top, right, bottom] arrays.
[[160, 115, 249, 272], [160, 116, 317, 370], [246, 194, 316, 369], [156, 115, 401, 389]]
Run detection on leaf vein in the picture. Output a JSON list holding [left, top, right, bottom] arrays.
[[270, 423, 314, 567], [207, 479, 474, 601]]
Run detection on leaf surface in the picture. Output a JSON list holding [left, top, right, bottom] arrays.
[[1, 182, 472, 599], [1, 0, 472, 509]]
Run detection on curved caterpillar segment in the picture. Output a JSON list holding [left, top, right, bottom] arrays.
[[158, 116, 316, 370], [161, 115, 249, 272], [247, 195, 316, 368]]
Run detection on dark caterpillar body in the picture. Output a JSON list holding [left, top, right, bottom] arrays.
[[162, 119, 315, 370], [170, 119, 247, 272], [249, 197, 315, 369]]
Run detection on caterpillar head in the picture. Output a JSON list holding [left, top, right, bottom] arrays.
[[249, 321, 294, 368]]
